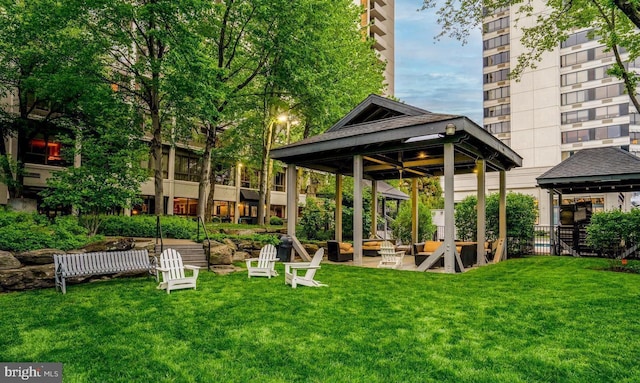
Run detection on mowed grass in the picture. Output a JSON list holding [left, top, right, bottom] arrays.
[[1, 256, 639, 383]]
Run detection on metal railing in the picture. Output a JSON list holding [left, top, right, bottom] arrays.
[[197, 216, 212, 270]]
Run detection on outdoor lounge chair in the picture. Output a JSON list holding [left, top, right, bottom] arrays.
[[377, 240, 405, 269], [246, 244, 279, 278], [284, 248, 327, 288], [157, 248, 201, 294]]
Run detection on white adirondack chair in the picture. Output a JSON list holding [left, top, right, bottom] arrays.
[[246, 244, 279, 278], [156, 248, 201, 294], [378, 240, 405, 269], [284, 248, 327, 288]]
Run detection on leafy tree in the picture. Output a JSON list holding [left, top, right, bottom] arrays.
[[84, 0, 208, 215], [391, 200, 436, 244], [0, 0, 104, 198], [420, 0, 640, 112], [298, 197, 334, 241], [41, 87, 149, 235], [455, 193, 537, 254]]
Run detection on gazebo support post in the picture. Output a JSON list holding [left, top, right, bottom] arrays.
[[285, 164, 310, 261], [353, 155, 363, 265], [476, 159, 487, 266], [549, 190, 555, 255], [411, 178, 419, 245], [444, 142, 456, 273], [335, 175, 343, 242], [494, 170, 507, 262], [371, 180, 378, 238], [234, 164, 241, 224]]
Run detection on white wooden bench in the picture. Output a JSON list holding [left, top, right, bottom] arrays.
[[54, 249, 157, 294]]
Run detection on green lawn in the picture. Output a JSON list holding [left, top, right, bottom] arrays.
[[1, 256, 639, 383]]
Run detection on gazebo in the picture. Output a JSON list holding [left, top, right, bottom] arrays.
[[271, 95, 523, 273], [537, 146, 640, 255]]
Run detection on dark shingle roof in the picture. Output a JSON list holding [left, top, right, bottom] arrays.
[[537, 147, 640, 180]]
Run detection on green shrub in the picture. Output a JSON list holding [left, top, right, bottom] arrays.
[[98, 215, 197, 239], [586, 209, 640, 258], [299, 197, 334, 241], [269, 216, 283, 226], [391, 200, 435, 243], [0, 211, 99, 252]]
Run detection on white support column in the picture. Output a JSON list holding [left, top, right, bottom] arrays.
[[335, 175, 343, 242], [443, 142, 455, 274], [476, 159, 486, 266], [549, 190, 556, 255], [353, 155, 363, 266], [234, 164, 241, 224], [286, 165, 297, 237], [371, 180, 378, 239], [411, 178, 419, 244]]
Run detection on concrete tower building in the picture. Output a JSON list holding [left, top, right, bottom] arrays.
[[455, 2, 639, 224]]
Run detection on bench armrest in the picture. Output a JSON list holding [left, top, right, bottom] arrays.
[[184, 265, 202, 270]]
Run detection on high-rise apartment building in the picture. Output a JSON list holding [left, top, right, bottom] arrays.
[[456, 2, 639, 224], [355, 0, 395, 95]]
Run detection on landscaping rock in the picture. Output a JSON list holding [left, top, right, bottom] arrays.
[[223, 238, 238, 251], [304, 243, 320, 255], [210, 264, 241, 275], [82, 237, 135, 252], [209, 244, 233, 265], [15, 249, 62, 265], [232, 251, 250, 262], [0, 251, 21, 270], [0, 264, 55, 292]]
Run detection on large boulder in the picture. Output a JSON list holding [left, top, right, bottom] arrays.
[[82, 237, 135, 252], [14, 249, 62, 265], [232, 251, 250, 262], [0, 264, 55, 292], [209, 243, 233, 265], [0, 251, 21, 270]]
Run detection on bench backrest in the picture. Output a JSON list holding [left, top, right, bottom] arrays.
[[54, 250, 151, 277]]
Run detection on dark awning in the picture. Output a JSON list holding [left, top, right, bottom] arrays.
[[536, 147, 640, 194], [240, 189, 260, 201]]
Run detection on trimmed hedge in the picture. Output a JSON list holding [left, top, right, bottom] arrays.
[[98, 215, 197, 239]]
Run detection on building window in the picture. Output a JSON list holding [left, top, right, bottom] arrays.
[[484, 103, 511, 117], [561, 103, 628, 124], [485, 121, 511, 134], [561, 29, 595, 48], [240, 167, 259, 189], [272, 171, 285, 192], [483, 34, 510, 50], [561, 83, 625, 105], [482, 6, 509, 16], [630, 131, 640, 144], [484, 86, 510, 100], [174, 150, 202, 182], [173, 198, 198, 216], [484, 68, 510, 84], [561, 124, 629, 143], [483, 16, 509, 33], [483, 51, 510, 66], [560, 46, 623, 67], [25, 137, 66, 166]]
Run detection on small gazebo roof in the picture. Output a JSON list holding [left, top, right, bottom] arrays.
[[537, 146, 640, 194], [271, 95, 522, 180]]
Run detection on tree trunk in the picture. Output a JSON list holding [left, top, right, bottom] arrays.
[[150, 108, 164, 216], [614, 0, 640, 28], [198, 126, 215, 222], [258, 120, 275, 226]]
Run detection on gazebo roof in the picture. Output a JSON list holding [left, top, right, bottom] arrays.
[[271, 94, 522, 180], [536, 146, 640, 194]]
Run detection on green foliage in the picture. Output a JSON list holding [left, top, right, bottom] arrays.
[[0, 211, 99, 252], [298, 197, 334, 241], [269, 216, 283, 226], [391, 200, 436, 243], [586, 209, 640, 257], [206, 233, 281, 247], [455, 193, 537, 255], [98, 215, 197, 239]]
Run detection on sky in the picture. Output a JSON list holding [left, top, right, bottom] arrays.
[[394, 0, 483, 125]]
